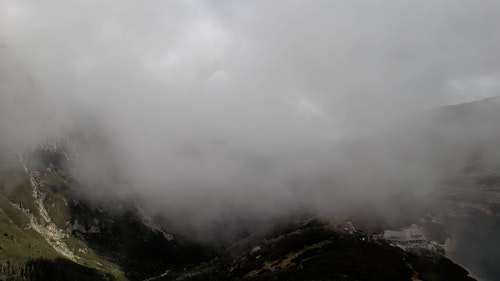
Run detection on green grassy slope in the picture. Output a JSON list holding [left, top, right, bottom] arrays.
[[0, 147, 214, 281], [0, 148, 127, 280]]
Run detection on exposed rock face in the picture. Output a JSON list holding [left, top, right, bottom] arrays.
[[2, 146, 202, 280], [15, 150, 77, 260], [137, 208, 174, 241], [66, 218, 102, 234]]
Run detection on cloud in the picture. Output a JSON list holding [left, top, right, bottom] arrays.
[[445, 74, 500, 104], [1, 0, 500, 237]]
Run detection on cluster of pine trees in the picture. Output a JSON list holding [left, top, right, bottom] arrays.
[[0, 258, 112, 281]]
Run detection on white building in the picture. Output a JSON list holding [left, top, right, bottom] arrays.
[[383, 224, 428, 248]]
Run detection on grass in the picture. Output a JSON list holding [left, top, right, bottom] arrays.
[[0, 195, 60, 263], [0, 147, 218, 280], [0, 147, 477, 281], [0, 187, 128, 280], [0, 149, 129, 281]]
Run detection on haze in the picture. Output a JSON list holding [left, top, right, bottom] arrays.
[[1, 0, 500, 236]]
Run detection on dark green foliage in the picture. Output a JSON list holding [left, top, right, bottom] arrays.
[[175, 221, 474, 281], [0, 147, 480, 281], [65, 199, 216, 281], [265, 227, 332, 260], [0, 258, 114, 281]]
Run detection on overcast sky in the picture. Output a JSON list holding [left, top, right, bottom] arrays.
[[1, 0, 500, 235]]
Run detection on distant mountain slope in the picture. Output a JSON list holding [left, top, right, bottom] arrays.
[[334, 96, 500, 280]]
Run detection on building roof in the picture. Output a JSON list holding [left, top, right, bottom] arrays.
[[383, 225, 427, 243]]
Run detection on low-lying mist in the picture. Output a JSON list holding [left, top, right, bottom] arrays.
[[1, 0, 500, 238]]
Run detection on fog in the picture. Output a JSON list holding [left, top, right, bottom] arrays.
[[1, 0, 500, 237]]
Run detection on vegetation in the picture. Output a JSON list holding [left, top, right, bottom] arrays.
[[0, 258, 114, 281], [0, 147, 479, 280], [173, 220, 475, 281]]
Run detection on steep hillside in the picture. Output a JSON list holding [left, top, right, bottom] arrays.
[[334, 96, 500, 280], [0, 147, 119, 280], [1, 97, 498, 280], [0, 144, 480, 281], [0, 146, 214, 280], [171, 220, 475, 281]]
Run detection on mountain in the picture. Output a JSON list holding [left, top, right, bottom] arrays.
[[333, 96, 500, 280], [2, 97, 500, 280], [0, 146, 214, 280], [172, 219, 475, 281], [0, 150, 476, 281]]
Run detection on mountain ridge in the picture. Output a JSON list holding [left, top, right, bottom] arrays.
[[2, 96, 499, 280]]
